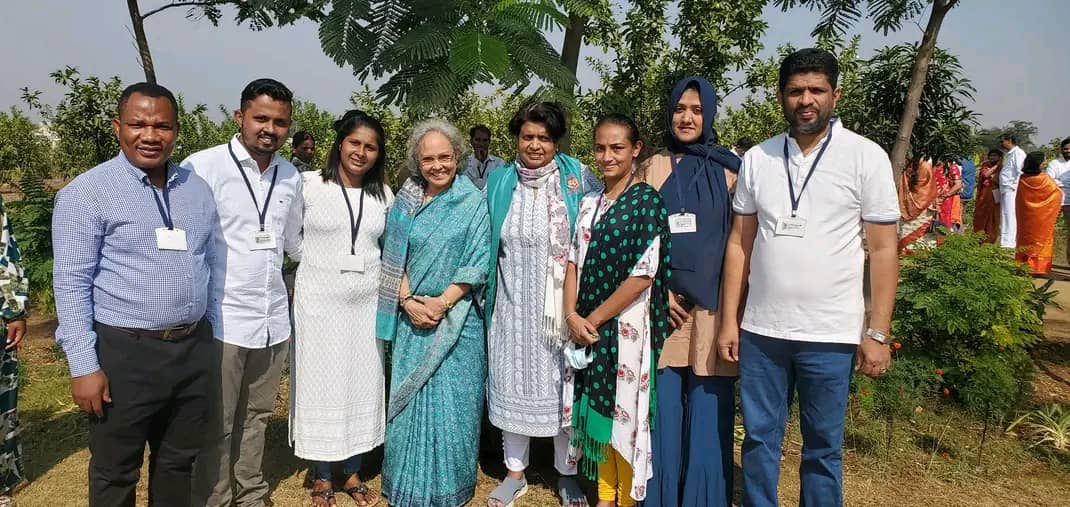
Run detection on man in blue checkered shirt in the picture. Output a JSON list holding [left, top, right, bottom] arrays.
[[52, 82, 220, 507]]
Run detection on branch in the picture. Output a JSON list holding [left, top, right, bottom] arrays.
[[141, 1, 220, 20]]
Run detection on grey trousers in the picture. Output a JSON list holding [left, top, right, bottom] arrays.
[[193, 339, 288, 507]]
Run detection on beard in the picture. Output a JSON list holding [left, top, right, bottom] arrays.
[[783, 103, 833, 135]]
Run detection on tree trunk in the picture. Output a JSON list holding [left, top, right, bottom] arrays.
[[560, 13, 586, 81], [888, 0, 956, 185], [126, 0, 157, 84]]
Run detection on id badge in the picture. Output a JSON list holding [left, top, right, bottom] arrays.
[[669, 213, 697, 234], [340, 254, 366, 273], [250, 228, 278, 251], [155, 228, 188, 251], [775, 216, 807, 237]]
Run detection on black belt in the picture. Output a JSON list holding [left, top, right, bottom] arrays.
[[98, 319, 204, 342]]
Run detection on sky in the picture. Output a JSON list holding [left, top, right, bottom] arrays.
[[1, 0, 1066, 144]]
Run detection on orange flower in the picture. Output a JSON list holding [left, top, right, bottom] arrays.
[[897, 387, 905, 396], [892, 342, 902, 350], [936, 368, 944, 376], [941, 452, 950, 459], [942, 388, 950, 395], [862, 389, 870, 396]]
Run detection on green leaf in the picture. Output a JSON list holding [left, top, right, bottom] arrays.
[[449, 31, 511, 80]]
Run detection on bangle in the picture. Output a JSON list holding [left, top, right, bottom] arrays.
[[440, 296, 454, 311], [565, 311, 578, 321], [400, 294, 415, 308]]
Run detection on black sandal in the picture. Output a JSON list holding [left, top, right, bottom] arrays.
[[311, 479, 336, 507], [342, 476, 380, 507]]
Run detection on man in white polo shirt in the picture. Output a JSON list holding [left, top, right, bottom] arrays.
[[717, 48, 900, 507], [998, 133, 1027, 248]]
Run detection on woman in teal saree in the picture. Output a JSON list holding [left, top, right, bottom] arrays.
[[376, 119, 491, 507]]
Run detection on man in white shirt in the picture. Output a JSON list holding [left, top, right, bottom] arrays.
[[183, 78, 304, 507], [462, 124, 505, 190], [717, 48, 900, 507], [999, 134, 1027, 248], [1045, 137, 1070, 258]]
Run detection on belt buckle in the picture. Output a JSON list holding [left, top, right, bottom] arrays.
[[161, 328, 176, 341]]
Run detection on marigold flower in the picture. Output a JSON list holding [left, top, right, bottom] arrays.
[[936, 368, 944, 376], [892, 342, 902, 350], [942, 388, 950, 395]]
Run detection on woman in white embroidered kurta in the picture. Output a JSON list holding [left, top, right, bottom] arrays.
[[291, 110, 393, 506]]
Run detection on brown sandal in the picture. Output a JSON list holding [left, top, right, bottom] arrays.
[[342, 475, 380, 507], [311, 479, 336, 507]]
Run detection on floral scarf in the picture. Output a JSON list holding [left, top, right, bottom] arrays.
[[517, 158, 572, 345]]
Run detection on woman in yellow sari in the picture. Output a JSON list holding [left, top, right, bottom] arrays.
[[973, 149, 1002, 244], [1015, 151, 1062, 275]]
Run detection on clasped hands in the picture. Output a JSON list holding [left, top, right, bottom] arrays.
[[402, 295, 450, 329], [566, 312, 600, 345]]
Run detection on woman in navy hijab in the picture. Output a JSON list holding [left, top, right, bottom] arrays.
[[637, 76, 739, 507]]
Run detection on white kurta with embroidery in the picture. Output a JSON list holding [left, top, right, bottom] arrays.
[[563, 193, 661, 501]]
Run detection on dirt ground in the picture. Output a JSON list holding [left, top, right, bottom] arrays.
[[10, 279, 1070, 506]]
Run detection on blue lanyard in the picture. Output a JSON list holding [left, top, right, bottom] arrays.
[[668, 153, 706, 214], [228, 143, 279, 231], [148, 166, 174, 230], [782, 122, 834, 217], [336, 174, 366, 256], [591, 172, 634, 231]]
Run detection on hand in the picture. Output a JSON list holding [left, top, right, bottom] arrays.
[[667, 291, 690, 329], [856, 337, 892, 378], [716, 322, 740, 363], [71, 370, 111, 417], [403, 299, 440, 330], [416, 295, 448, 320], [567, 314, 599, 345], [5, 319, 26, 351]]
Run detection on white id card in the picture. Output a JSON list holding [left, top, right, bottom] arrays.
[[669, 213, 697, 234], [340, 254, 366, 273], [775, 216, 807, 237], [155, 228, 188, 251], [250, 229, 278, 250]]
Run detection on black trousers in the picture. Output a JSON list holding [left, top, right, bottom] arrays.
[[88, 319, 212, 507]]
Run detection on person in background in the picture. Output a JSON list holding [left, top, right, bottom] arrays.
[[292, 131, 317, 172], [484, 102, 601, 507], [733, 137, 754, 159], [898, 157, 938, 255], [562, 114, 671, 507], [463, 125, 506, 190], [958, 156, 976, 201], [1015, 151, 1062, 275], [973, 149, 1003, 244], [999, 134, 1027, 248], [184, 78, 305, 507], [53, 82, 218, 506], [377, 119, 490, 507], [718, 48, 900, 507], [1044, 138, 1070, 259], [636, 76, 740, 507], [934, 160, 963, 233], [290, 110, 393, 506], [0, 181, 29, 504]]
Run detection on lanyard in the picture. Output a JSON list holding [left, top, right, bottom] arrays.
[[782, 122, 834, 217], [476, 158, 490, 179], [148, 166, 174, 230], [668, 154, 706, 214], [336, 175, 366, 256], [591, 172, 635, 231], [228, 143, 279, 231]]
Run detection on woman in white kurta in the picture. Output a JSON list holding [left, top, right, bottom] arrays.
[[292, 110, 393, 507]]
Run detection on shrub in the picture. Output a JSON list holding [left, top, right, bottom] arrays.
[[1007, 404, 1070, 451]]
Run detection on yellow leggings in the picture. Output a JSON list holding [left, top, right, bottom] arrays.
[[597, 447, 635, 507]]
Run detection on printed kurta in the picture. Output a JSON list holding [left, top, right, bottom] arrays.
[[0, 195, 28, 494], [379, 177, 490, 507], [290, 174, 393, 460]]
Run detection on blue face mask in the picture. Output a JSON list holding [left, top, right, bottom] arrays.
[[563, 343, 593, 370]]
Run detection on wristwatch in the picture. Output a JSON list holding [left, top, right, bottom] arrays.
[[864, 328, 891, 344]]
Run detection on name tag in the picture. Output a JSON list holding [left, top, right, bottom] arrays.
[[155, 228, 188, 251], [775, 216, 807, 237], [340, 254, 366, 273], [669, 213, 697, 234], [250, 228, 278, 251]]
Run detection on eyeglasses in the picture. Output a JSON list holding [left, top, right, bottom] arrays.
[[419, 154, 455, 168]]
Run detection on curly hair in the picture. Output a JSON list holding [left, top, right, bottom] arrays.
[[405, 119, 471, 188]]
